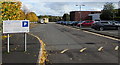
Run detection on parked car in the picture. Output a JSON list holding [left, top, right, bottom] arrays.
[[91, 21, 120, 31], [62, 21, 68, 25], [61, 21, 66, 25], [56, 21, 64, 24], [77, 20, 96, 27], [71, 21, 82, 26], [66, 21, 71, 25], [68, 21, 75, 25], [56, 21, 61, 24], [81, 20, 95, 26], [113, 21, 120, 26], [77, 21, 85, 27]]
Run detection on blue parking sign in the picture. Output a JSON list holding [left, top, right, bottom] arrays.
[[22, 21, 28, 27]]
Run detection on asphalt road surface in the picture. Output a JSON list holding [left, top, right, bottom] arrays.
[[30, 23, 119, 65]]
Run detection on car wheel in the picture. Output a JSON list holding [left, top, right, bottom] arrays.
[[99, 27, 104, 31]]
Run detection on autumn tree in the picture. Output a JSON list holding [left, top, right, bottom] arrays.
[[19, 10, 26, 20], [0, 0, 28, 31], [1, 1, 23, 20], [26, 12, 38, 22]]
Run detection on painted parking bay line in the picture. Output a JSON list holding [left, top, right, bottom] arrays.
[[115, 46, 119, 51], [98, 47, 104, 52], [60, 49, 69, 54], [80, 48, 87, 53]]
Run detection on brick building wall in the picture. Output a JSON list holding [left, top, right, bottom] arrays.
[[70, 11, 101, 21]]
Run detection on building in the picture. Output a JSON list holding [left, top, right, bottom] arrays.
[[88, 13, 101, 21], [39, 18, 49, 24], [70, 11, 101, 21]]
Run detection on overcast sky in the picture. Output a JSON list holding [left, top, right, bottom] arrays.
[[20, 0, 120, 16]]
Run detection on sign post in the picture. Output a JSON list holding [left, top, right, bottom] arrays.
[[24, 33, 27, 52], [7, 34, 10, 53], [3, 20, 29, 52]]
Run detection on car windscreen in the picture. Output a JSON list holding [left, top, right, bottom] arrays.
[[85, 21, 93, 23], [100, 22, 109, 24], [114, 21, 120, 24]]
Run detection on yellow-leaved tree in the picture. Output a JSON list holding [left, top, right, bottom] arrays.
[[1, 1, 24, 20], [26, 12, 38, 22], [0, 0, 26, 31]]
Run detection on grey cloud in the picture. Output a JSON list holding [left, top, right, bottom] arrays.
[[21, 1, 119, 16]]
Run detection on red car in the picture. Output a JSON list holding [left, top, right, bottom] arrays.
[[77, 20, 95, 27]]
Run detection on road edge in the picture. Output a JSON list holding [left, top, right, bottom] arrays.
[[27, 33, 48, 65]]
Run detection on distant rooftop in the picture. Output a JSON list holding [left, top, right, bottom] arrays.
[[70, 11, 101, 13]]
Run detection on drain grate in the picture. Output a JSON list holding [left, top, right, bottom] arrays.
[[85, 43, 96, 44]]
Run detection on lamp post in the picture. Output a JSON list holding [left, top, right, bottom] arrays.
[[76, 5, 85, 21], [76, 5, 85, 28]]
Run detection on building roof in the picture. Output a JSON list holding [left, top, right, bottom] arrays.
[[70, 11, 101, 13]]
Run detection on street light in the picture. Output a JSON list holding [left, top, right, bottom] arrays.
[[76, 5, 85, 28], [76, 5, 85, 11]]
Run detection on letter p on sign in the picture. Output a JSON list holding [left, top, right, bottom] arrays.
[[22, 21, 28, 27]]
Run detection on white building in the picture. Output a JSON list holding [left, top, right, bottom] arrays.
[[39, 18, 49, 24], [88, 13, 101, 21]]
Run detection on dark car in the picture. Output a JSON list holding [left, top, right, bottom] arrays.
[[72, 21, 83, 26], [68, 21, 75, 25], [66, 21, 72, 25], [113, 21, 120, 26], [67, 21, 77, 26], [62, 21, 69, 25], [56, 21, 62, 24], [91, 21, 120, 31], [61, 21, 66, 25]]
